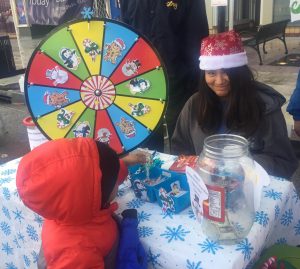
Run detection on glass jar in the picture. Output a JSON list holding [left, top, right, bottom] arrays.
[[195, 134, 255, 244]]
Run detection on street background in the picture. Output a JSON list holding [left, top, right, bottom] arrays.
[[1, 35, 300, 191]]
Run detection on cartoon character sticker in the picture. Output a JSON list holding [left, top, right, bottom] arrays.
[[59, 48, 81, 70], [103, 38, 126, 64], [56, 108, 75, 128], [129, 102, 151, 116], [72, 121, 91, 137], [128, 78, 150, 95], [159, 188, 175, 213], [122, 60, 141, 76], [46, 66, 68, 86], [83, 38, 101, 62], [170, 181, 181, 196], [43, 91, 69, 108], [133, 179, 147, 200], [116, 117, 136, 138], [192, 194, 203, 222], [96, 128, 111, 144]]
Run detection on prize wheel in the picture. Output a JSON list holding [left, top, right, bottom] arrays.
[[25, 18, 168, 155]]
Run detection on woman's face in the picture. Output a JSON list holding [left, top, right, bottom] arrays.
[[205, 70, 230, 98]]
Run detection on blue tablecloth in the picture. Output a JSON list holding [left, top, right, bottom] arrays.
[[1, 158, 300, 269]]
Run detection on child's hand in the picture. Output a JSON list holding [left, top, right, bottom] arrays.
[[121, 150, 149, 167]]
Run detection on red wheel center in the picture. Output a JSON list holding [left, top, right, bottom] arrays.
[[94, 89, 102, 96], [80, 75, 116, 110]]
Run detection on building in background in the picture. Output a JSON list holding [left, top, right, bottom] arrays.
[[0, 0, 15, 35], [205, 0, 299, 35], [0, 0, 18, 78], [1, 0, 299, 75], [7, 0, 112, 70], [106, 0, 121, 20]]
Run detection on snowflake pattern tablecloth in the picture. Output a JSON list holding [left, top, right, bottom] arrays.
[[1, 158, 41, 269], [1, 158, 300, 269]]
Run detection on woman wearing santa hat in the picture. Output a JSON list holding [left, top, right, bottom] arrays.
[[171, 30, 298, 179]]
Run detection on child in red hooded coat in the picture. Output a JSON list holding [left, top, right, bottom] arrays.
[[16, 137, 147, 269]]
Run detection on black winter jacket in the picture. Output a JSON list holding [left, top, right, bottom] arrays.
[[120, 0, 209, 103], [171, 82, 298, 179]]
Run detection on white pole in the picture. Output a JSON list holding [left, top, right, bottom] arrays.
[[229, 0, 234, 30], [105, 0, 112, 18], [260, 0, 264, 25], [9, 0, 25, 68]]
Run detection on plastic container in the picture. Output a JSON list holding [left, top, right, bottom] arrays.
[[19, 75, 24, 93], [129, 163, 191, 213], [195, 134, 255, 244], [23, 116, 48, 150], [154, 171, 190, 214], [129, 164, 163, 202]]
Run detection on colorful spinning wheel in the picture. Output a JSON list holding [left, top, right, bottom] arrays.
[[25, 19, 168, 155]]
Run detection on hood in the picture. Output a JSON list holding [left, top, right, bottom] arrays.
[[255, 81, 286, 114], [16, 138, 102, 225]]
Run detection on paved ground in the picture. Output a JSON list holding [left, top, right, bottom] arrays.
[[0, 36, 300, 192], [0, 100, 30, 164], [244, 37, 300, 193]]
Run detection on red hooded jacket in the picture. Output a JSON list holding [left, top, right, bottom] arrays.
[[16, 138, 128, 269]]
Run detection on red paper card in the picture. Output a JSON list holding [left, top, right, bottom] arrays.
[[169, 155, 199, 173]]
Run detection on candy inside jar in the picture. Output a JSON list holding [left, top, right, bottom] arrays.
[[195, 134, 255, 244]]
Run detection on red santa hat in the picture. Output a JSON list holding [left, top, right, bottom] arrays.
[[199, 30, 248, 70], [114, 38, 125, 50]]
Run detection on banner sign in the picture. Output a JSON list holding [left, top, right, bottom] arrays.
[[26, 0, 93, 25], [211, 0, 228, 7], [290, 0, 300, 22]]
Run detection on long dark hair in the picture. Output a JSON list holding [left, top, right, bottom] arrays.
[[197, 65, 265, 137]]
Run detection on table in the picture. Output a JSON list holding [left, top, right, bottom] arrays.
[[1, 158, 41, 268], [1, 157, 300, 269]]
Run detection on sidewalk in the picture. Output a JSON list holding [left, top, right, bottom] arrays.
[[245, 36, 300, 140], [243, 37, 300, 192]]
